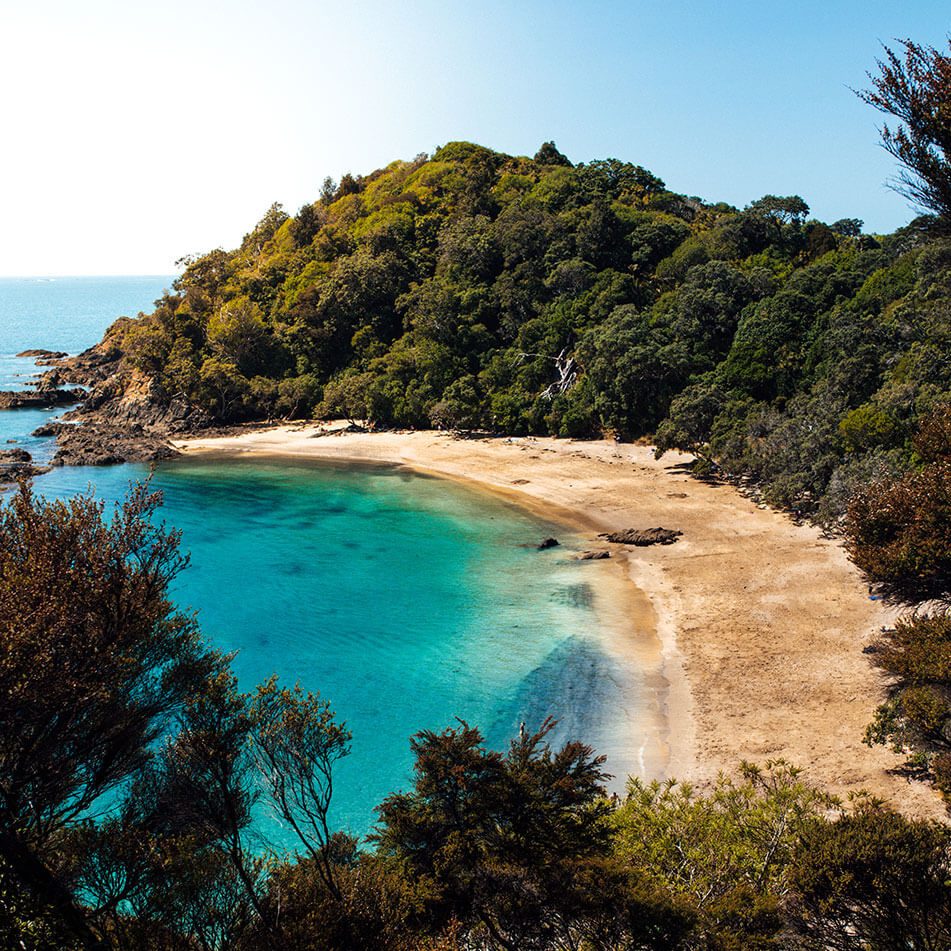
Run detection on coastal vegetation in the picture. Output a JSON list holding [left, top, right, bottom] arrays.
[[54, 40, 949, 527], [2, 482, 950, 950], [3, 33, 951, 951]]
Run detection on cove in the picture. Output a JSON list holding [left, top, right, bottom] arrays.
[[32, 453, 637, 837]]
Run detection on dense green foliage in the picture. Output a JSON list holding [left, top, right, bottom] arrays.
[[3, 484, 950, 949], [99, 135, 951, 522], [845, 408, 951, 792]]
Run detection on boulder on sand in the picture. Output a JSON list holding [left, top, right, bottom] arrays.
[[598, 527, 682, 546]]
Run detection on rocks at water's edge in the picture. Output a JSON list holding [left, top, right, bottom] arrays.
[[0, 388, 82, 410], [32, 421, 180, 467], [0, 448, 52, 483], [15, 349, 68, 360], [599, 527, 683, 546], [10, 333, 218, 468], [537, 537, 560, 550], [576, 550, 611, 560]]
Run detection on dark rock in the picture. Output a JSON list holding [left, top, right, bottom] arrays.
[[0, 465, 52, 483], [50, 423, 179, 467], [598, 527, 683, 546], [537, 537, 560, 550], [0, 388, 81, 410], [31, 422, 68, 438], [16, 349, 68, 359], [34, 370, 62, 388], [576, 550, 611, 560], [0, 449, 51, 483]]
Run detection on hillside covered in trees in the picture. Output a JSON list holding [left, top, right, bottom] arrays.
[[80, 134, 949, 523]]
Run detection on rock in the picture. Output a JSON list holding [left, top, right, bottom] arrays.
[[0, 449, 51, 483], [537, 537, 560, 550], [0, 464, 52, 483], [50, 423, 179, 467], [576, 550, 611, 560], [0, 388, 82, 410], [598, 527, 683, 546], [16, 349, 68, 359], [35, 370, 62, 388]]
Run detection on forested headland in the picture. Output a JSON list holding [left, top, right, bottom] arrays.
[[76, 41, 950, 527], [3, 36, 951, 950], [92, 137, 948, 522]]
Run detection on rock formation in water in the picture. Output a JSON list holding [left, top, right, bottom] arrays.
[[0, 448, 52, 482]]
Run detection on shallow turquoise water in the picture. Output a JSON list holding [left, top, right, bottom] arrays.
[[45, 457, 620, 835], [0, 278, 635, 838]]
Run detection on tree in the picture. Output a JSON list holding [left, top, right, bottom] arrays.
[[199, 356, 251, 420], [291, 202, 323, 247], [533, 141, 572, 167], [250, 678, 351, 898], [0, 483, 220, 948], [789, 803, 951, 950], [746, 194, 810, 226], [372, 719, 687, 949], [858, 38, 951, 224], [845, 406, 951, 605], [206, 299, 271, 376], [830, 217, 864, 237], [614, 762, 834, 949]]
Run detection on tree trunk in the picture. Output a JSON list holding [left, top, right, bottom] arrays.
[[0, 828, 109, 950]]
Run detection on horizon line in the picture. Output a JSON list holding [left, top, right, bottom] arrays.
[[0, 273, 180, 280]]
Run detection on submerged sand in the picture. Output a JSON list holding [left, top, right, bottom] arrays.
[[172, 424, 944, 817]]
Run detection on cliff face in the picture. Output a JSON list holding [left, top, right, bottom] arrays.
[[13, 342, 207, 467]]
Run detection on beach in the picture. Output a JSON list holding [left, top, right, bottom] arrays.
[[174, 423, 944, 817]]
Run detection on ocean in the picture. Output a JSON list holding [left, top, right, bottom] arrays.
[[0, 277, 637, 839]]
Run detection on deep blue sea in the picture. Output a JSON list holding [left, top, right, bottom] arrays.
[[0, 277, 637, 840]]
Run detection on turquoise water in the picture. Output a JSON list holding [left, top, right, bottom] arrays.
[[0, 278, 634, 838]]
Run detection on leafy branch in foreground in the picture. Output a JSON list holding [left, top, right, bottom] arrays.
[[858, 37, 951, 223]]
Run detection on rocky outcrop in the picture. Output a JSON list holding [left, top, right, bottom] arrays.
[[16, 349, 68, 360], [576, 550, 611, 560], [0, 388, 82, 410], [599, 527, 683, 546], [15, 335, 212, 468], [537, 537, 560, 550], [46, 422, 179, 467], [0, 448, 52, 483]]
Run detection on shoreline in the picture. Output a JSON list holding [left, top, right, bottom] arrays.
[[172, 423, 943, 817]]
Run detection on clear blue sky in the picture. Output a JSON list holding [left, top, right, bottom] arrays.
[[1, 0, 948, 275]]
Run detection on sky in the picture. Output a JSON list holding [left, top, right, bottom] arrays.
[[0, 0, 948, 276]]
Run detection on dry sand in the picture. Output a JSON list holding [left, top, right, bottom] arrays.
[[172, 424, 944, 817]]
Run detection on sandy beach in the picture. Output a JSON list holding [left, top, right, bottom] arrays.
[[173, 424, 944, 817]]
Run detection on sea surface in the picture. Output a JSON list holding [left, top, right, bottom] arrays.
[[0, 277, 639, 840]]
